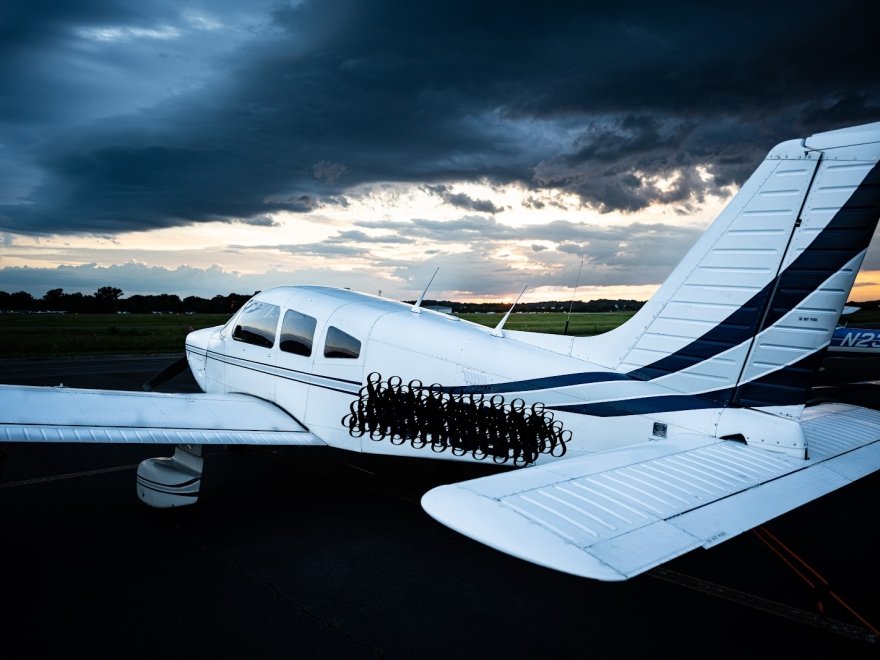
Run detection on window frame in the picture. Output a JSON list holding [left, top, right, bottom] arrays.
[[231, 300, 280, 349], [279, 308, 318, 357], [323, 326, 361, 359]]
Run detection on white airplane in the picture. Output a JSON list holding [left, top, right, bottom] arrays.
[[3, 121, 880, 582]]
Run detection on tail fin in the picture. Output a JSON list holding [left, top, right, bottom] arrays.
[[576, 122, 880, 417]]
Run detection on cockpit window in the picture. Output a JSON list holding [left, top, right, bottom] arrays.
[[218, 309, 239, 339], [280, 309, 317, 357], [324, 326, 361, 359], [232, 300, 280, 348]]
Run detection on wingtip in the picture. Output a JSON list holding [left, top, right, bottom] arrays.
[[421, 484, 627, 581]]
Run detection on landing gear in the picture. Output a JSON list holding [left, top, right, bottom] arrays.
[[136, 444, 203, 507]]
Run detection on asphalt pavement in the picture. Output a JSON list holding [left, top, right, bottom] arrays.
[[1, 355, 879, 659]]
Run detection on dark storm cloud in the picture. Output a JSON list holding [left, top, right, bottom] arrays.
[[1, 0, 879, 235], [312, 161, 347, 183], [423, 185, 504, 214], [534, 115, 780, 212], [235, 215, 279, 227]]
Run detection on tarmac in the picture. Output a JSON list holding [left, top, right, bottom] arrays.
[[1, 355, 879, 659]]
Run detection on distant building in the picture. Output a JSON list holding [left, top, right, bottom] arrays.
[[425, 305, 453, 315]]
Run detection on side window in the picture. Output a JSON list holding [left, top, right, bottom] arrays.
[[280, 309, 317, 357], [232, 300, 280, 348], [324, 326, 361, 359]]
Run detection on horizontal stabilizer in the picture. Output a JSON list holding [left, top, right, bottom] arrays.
[[421, 404, 880, 581], [0, 384, 323, 445]]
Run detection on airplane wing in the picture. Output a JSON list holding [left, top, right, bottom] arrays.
[[0, 384, 323, 446], [421, 403, 880, 581]]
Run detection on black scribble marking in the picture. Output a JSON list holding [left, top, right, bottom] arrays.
[[342, 373, 571, 465]]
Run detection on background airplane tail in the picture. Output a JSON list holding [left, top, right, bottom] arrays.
[[576, 122, 880, 419]]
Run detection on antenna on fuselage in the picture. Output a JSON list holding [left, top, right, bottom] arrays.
[[411, 267, 439, 314], [563, 258, 584, 335], [491, 285, 527, 338]]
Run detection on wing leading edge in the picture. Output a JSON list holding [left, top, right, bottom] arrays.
[[421, 403, 880, 581], [0, 384, 323, 446]]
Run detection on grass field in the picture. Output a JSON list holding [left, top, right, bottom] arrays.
[[2, 307, 880, 359], [457, 311, 636, 335], [0, 310, 631, 358], [0, 313, 230, 358]]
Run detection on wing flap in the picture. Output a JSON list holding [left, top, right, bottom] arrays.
[[422, 404, 880, 580], [671, 462, 848, 549], [0, 384, 323, 445], [824, 441, 880, 481]]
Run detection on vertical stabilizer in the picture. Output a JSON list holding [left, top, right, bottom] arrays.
[[573, 122, 880, 418]]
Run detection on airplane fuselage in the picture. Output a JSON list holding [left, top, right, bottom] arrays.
[[829, 326, 880, 355], [184, 285, 806, 465]]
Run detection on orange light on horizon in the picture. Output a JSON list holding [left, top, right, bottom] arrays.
[[850, 270, 880, 302]]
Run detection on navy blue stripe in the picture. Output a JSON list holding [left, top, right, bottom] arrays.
[[733, 350, 827, 408], [439, 370, 631, 395], [552, 351, 825, 417], [137, 474, 201, 489], [829, 327, 880, 348], [626, 293, 767, 381], [627, 161, 880, 382], [205, 348, 362, 385], [206, 353, 357, 396], [549, 392, 727, 417], [760, 164, 880, 330]]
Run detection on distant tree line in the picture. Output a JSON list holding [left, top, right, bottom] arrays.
[[3, 287, 878, 315], [0, 287, 252, 314], [852, 299, 880, 310], [417, 299, 647, 314], [2, 289, 645, 314]]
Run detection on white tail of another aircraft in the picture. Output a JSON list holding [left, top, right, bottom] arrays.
[[574, 122, 880, 420]]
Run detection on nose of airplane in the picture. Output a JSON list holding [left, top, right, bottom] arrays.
[[185, 326, 216, 352], [138, 326, 214, 391], [184, 326, 218, 392], [143, 325, 218, 391]]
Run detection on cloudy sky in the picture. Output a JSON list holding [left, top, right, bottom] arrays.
[[2, 1, 879, 302]]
